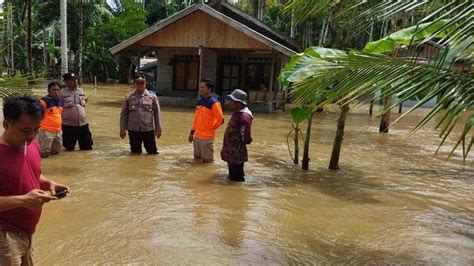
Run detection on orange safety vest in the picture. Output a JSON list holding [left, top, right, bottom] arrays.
[[39, 96, 63, 133], [192, 97, 224, 140]]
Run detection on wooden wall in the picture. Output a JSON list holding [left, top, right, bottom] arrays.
[[141, 10, 272, 51]]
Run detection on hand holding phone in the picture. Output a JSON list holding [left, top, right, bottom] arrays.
[[52, 189, 69, 199]]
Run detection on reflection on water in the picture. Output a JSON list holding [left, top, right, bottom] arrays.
[[3, 84, 472, 264]]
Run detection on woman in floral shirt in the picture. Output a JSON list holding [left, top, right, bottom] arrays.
[[221, 89, 253, 182]]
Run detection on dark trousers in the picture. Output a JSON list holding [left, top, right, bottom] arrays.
[[228, 163, 245, 182], [129, 130, 158, 154], [62, 124, 93, 151]]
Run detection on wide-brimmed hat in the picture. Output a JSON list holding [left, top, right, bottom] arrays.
[[227, 89, 247, 105], [62, 72, 78, 80], [134, 74, 146, 82]]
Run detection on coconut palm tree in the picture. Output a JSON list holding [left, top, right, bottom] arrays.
[[27, 0, 33, 75], [282, 1, 473, 162], [60, 0, 67, 74]]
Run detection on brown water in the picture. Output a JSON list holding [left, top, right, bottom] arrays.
[[3, 85, 473, 264]]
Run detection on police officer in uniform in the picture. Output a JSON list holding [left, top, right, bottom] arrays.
[[59, 72, 93, 151], [119, 74, 163, 154]]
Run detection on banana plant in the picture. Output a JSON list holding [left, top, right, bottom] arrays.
[[280, 26, 472, 163], [280, 47, 351, 170], [287, 106, 310, 165]]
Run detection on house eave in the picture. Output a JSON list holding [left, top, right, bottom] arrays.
[[109, 3, 297, 57]]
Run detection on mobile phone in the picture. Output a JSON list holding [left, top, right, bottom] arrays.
[[52, 190, 69, 199]]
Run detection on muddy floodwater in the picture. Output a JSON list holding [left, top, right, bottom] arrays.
[[2, 84, 472, 264]]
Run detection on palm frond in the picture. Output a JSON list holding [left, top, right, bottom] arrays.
[[281, 47, 473, 161], [341, 1, 471, 36], [0, 75, 32, 99]]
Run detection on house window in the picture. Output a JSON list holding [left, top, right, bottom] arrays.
[[172, 55, 200, 91], [221, 64, 240, 92], [245, 63, 271, 92]]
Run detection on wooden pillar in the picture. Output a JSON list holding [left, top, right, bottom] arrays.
[[269, 52, 275, 91], [154, 49, 158, 88], [278, 55, 284, 91], [198, 46, 203, 98], [241, 54, 248, 93]]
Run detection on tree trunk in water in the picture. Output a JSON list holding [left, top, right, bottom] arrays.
[[78, 0, 84, 83], [27, 0, 32, 76], [379, 95, 392, 133], [329, 105, 349, 170], [293, 128, 299, 164], [302, 111, 315, 170], [60, 0, 68, 75], [369, 100, 374, 115], [398, 102, 403, 114]]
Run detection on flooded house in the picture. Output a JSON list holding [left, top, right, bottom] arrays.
[[110, 1, 302, 112]]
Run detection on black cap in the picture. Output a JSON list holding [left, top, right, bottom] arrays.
[[63, 72, 78, 80]]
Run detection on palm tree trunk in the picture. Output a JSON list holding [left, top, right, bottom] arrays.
[[251, 0, 258, 18], [329, 104, 349, 170], [379, 95, 391, 133], [78, 0, 84, 83], [27, 0, 32, 76], [42, 29, 47, 76], [52, 21, 55, 48], [290, 6, 295, 38], [60, 0, 68, 75], [302, 111, 315, 170], [369, 21, 374, 42], [8, 1, 14, 74], [319, 19, 326, 46], [369, 99, 374, 115], [323, 17, 330, 46], [306, 22, 313, 47]]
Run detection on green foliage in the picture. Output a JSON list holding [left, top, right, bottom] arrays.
[[263, 4, 288, 34], [287, 105, 312, 165], [1, 0, 147, 81], [282, 48, 473, 160], [145, 0, 186, 25], [279, 0, 473, 161], [104, 0, 147, 42], [290, 106, 312, 124], [87, 0, 147, 81], [363, 20, 453, 54], [0, 75, 31, 98], [278, 47, 347, 86]]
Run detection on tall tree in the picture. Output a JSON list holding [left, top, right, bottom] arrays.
[[78, 0, 84, 82], [60, 0, 67, 74], [27, 0, 33, 75], [35, 0, 114, 79]]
